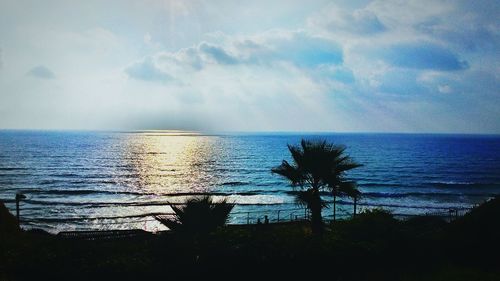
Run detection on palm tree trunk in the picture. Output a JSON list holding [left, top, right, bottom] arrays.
[[310, 189, 323, 235], [310, 204, 323, 235]]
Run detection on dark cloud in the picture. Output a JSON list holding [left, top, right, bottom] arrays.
[[381, 43, 468, 71], [27, 65, 56, 79], [125, 57, 172, 82], [199, 43, 238, 65]]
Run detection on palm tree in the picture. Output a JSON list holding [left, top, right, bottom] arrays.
[[339, 182, 361, 218], [155, 196, 234, 237], [272, 139, 361, 234]]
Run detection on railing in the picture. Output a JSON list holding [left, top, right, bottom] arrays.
[[11, 197, 477, 233]]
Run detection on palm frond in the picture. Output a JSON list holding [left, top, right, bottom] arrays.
[[155, 196, 234, 235], [271, 160, 304, 187], [294, 189, 328, 209]]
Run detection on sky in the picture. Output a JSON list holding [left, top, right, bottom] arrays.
[[0, 0, 499, 133]]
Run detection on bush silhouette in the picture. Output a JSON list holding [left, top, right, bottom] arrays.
[[155, 196, 234, 237]]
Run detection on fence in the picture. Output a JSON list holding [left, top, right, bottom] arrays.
[[14, 198, 475, 233]]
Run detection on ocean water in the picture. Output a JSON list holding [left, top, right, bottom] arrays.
[[1, 130, 499, 233]]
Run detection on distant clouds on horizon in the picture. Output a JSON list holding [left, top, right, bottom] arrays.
[[0, 0, 498, 133]]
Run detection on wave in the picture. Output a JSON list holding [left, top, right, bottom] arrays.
[[26, 212, 174, 223], [26, 189, 263, 197], [16, 187, 499, 201], [221, 181, 249, 186], [362, 191, 499, 198], [51, 173, 81, 178], [428, 181, 500, 188], [26, 189, 138, 196], [37, 179, 119, 185], [0, 173, 30, 177], [0, 167, 28, 171], [354, 201, 472, 210], [360, 183, 406, 187], [39, 180, 60, 185]]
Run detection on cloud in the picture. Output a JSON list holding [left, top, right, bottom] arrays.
[[414, 13, 499, 53], [143, 31, 343, 81], [2, 0, 499, 133], [198, 42, 238, 65], [365, 0, 499, 53], [27, 65, 56, 79], [125, 57, 172, 82], [379, 42, 468, 71], [310, 5, 387, 35], [438, 85, 452, 94]]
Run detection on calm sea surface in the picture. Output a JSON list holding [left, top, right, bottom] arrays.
[[1, 130, 499, 232]]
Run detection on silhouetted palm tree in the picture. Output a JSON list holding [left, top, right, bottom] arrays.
[[155, 196, 234, 237], [272, 139, 361, 234], [340, 182, 361, 218]]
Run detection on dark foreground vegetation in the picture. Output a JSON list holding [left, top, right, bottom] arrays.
[[1, 197, 500, 281]]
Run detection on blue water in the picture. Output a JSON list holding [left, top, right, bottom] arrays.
[[1, 130, 499, 232]]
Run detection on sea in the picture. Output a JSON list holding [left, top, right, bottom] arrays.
[[1, 130, 499, 233]]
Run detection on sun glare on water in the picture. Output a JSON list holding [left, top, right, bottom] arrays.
[[123, 130, 220, 195]]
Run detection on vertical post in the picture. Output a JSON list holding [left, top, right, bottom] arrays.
[[16, 198, 20, 223], [290, 213, 293, 221], [247, 212, 250, 224], [277, 210, 280, 222], [353, 195, 357, 218], [15, 193, 25, 228], [333, 193, 337, 222]]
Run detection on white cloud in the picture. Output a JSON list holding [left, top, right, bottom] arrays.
[[308, 4, 386, 36], [438, 85, 452, 94]]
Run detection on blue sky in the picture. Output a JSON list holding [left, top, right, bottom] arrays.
[[0, 0, 498, 133]]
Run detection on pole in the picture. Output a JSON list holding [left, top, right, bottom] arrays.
[[353, 195, 357, 218], [277, 210, 280, 222], [16, 198, 20, 223], [15, 193, 25, 227], [247, 212, 250, 224], [333, 193, 336, 222]]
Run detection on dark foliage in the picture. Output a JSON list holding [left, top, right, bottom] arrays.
[[155, 196, 234, 237], [2, 199, 500, 280], [444, 196, 500, 267], [0, 201, 19, 234]]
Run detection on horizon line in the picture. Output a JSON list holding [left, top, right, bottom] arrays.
[[1, 128, 499, 136]]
